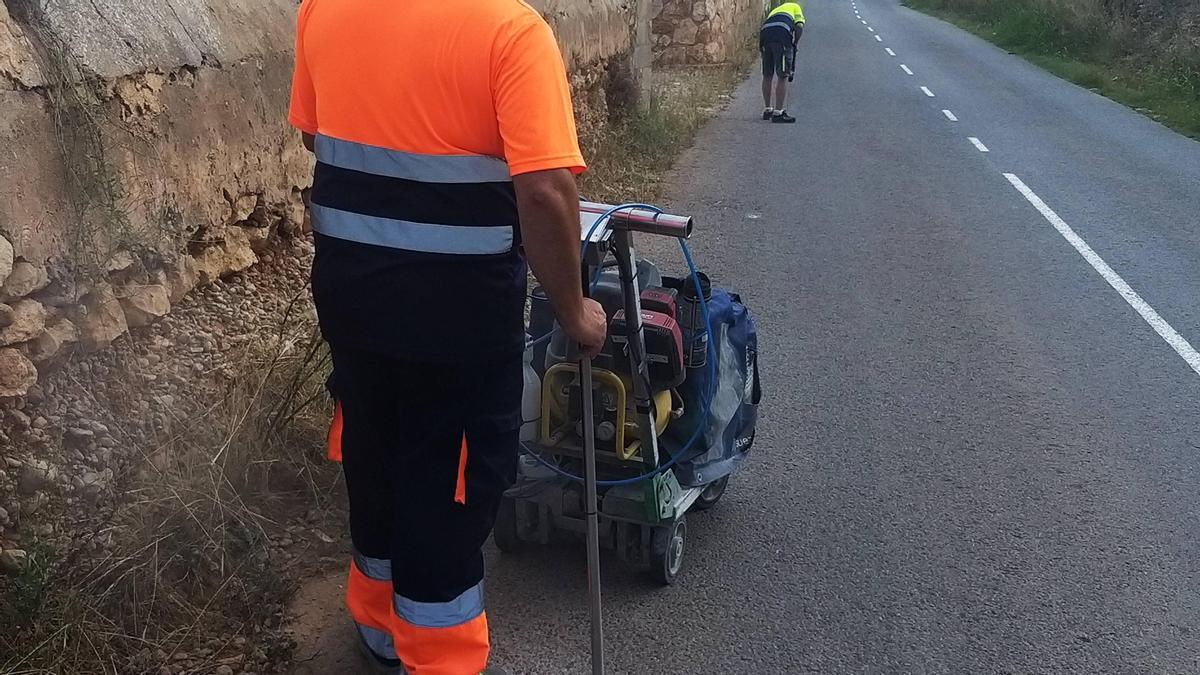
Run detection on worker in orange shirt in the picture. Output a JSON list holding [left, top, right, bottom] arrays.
[[288, 1, 607, 672]]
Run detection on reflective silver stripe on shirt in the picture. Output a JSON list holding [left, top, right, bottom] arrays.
[[393, 582, 484, 628], [311, 204, 514, 255], [315, 134, 512, 184], [354, 550, 392, 582], [356, 624, 399, 661], [762, 18, 795, 32]]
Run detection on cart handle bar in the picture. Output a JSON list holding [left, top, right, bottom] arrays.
[[579, 201, 693, 239]]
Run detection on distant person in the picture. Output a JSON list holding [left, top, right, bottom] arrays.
[[760, 1, 806, 123]]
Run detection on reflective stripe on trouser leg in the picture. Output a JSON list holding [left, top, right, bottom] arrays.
[[349, 549, 487, 674], [331, 346, 518, 674], [389, 584, 489, 675], [346, 552, 399, 662]]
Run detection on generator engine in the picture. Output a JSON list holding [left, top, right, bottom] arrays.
[[532, 261, 687, 463]]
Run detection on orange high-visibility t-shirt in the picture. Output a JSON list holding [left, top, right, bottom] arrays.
[[288, 0, 586, 362], [289, 0, 585, 177]]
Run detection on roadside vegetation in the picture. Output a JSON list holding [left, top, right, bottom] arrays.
[[0, 54, 751, 674], [904, 0, 1200, 138], [0, 268, 340, 674], [579, 60, 752, 204]]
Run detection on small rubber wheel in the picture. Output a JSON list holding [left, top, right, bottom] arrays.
[[649, 516, 687, 585], [692, 476, 730, 511], [493, 497, 523, 553]]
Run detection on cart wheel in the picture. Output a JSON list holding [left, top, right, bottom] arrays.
[[649, 516, 687, 585], [493, 497, 523, 553], [692, 476, 730, 512]]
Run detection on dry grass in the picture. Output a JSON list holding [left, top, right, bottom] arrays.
[[578, 61, 752, 205], [0, 46, 755, 674], [0, 289, 339, 674]]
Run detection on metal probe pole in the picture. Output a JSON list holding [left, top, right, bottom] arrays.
[[580, 265, 605, 675]]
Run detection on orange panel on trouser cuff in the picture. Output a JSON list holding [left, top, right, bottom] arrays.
[[454, 434, 468, 505], [346, 559, 393, 640], [327, 401, 344, 463], [389, 612, 489, 675]]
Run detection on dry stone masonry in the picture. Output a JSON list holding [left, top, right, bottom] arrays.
[[0, 0, 649, 403], [652, 0, 769, 64], [0, 0, 668, 644], [0, 0, 768, 401], [0, 0, 314, 400]]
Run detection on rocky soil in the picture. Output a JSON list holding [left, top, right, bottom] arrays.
[[0, 235, 347, 674]]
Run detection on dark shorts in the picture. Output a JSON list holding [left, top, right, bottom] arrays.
[[760, 40, 796, 79], [329, 343, 522, 602]]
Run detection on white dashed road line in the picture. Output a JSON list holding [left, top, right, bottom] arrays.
[[868, 26, 875, 32], [862, 19, 868, 24], [1003, 174, 1200, 377], [841, 0, 1199, 380]]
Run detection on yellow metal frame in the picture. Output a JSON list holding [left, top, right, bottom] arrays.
[[541, 363, 673, 462], [542, 363, 628, 455]]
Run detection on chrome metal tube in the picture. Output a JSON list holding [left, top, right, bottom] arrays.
[[579, 201, 693, 239]]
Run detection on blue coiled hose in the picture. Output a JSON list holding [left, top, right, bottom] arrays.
[[522, 203, 716, 487]]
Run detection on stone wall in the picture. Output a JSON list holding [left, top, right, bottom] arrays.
[[652, 0, 768, 64], [0, 0, 645, 400], [0, 0, 310, 399], [536, 0, 643, 151]]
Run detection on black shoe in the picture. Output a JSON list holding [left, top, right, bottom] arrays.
[[771, 110, 796, 124], [761, 109, 774, 120]]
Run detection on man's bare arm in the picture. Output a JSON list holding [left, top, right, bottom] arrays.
[[514, 168, 606, 357]]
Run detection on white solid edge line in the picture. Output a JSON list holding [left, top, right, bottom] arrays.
[[886, 48, 896, 56], [1003, 173, 1200, 377], [921, 85, 935, 96], [900, 64, 914, 75], [875, 34, 883, 41], [968, 137, 989, 152], [942, 109, 958, 121]]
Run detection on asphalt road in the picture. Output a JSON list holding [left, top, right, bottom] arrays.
[[486, 0, 1200, 672], [292, 0, 1200, 672]]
